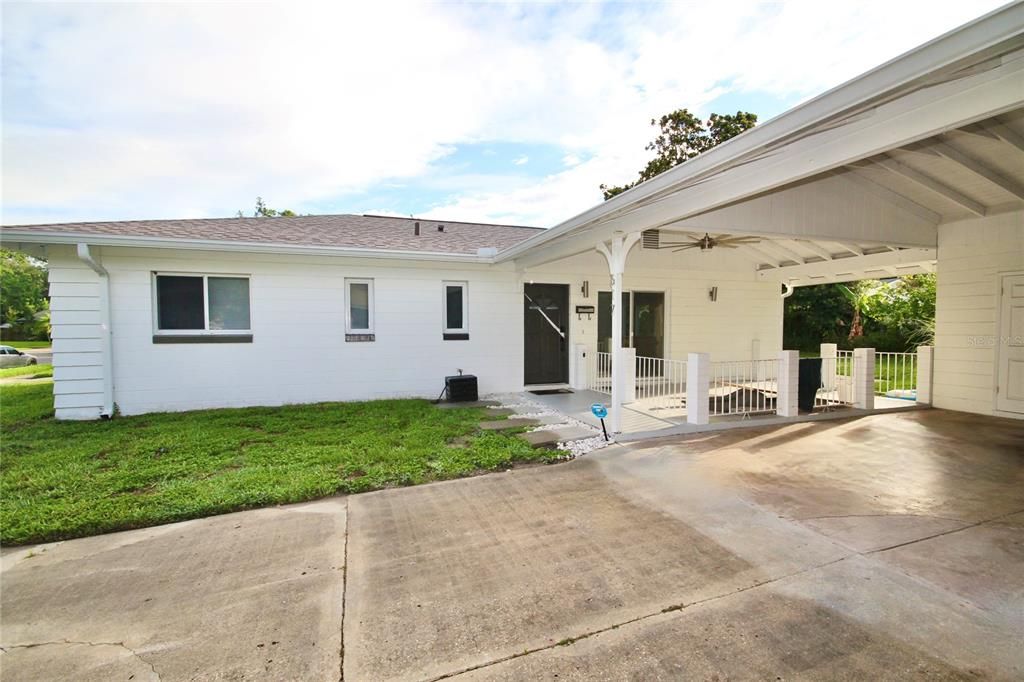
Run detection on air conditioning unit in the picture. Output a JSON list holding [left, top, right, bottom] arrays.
[[445, 374, 478, 402]]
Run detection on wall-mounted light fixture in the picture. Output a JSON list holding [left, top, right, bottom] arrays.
[[581, 280, 590, 298], [708, 286, 718, 302]]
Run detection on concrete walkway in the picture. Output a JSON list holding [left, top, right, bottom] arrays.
[[2, 409, 1022, 680]]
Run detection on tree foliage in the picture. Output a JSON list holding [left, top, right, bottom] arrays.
[[0, 249, 49, 340], [601, 109, 758, 199], [784, 275, 936, 352], [237, 197, 297, 218]]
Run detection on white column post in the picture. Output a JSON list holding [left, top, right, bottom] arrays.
[[916, 345, 933, 405], [597, 233, 641, 433], [820, 343, 838, 392], [853, 347, 875, 410], [571, 343, 588, 391], [621, 347, 636, 403], [686, 352, 710, 425], [777, 350, 800, 417]]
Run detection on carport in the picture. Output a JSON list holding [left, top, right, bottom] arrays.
[[501, 4, 1024, 432]]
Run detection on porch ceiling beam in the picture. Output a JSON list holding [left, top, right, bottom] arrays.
[[793, 240, 836, 261], [838, 243, 865, 256], [832, 169, 943, 224], [956, 119, 1024, 153], [982, 119, 1024, 153], [870, 154, 988, 216], [932, 140, 1024, 200], [757, 240, 808, 264], [738, 244, 782, 268], [755, 247, 936, 284]]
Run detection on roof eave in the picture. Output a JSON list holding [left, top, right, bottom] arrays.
[[0, 231, 498, 264]]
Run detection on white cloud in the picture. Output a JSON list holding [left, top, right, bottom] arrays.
[[1, 1, 1006, 225], [513, 156, 529, 166]]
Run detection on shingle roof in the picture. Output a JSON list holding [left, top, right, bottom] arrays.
[[1, 214, 544, 255]]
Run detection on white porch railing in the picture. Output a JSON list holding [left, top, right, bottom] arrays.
[[709, 359, 780, 417], [816, 350, 856, 408], [633, 356, 688, 412], [588, 351, 613, 394], [875, 351, 917, 400]]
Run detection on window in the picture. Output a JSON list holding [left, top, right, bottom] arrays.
[[153, 273, 252, 340], [346, 278, 374, 340], [443, 281, 468, 339]]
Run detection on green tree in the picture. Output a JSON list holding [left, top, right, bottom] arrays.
[[601, 109, 757, 199], [0, 249, 49, 340], [237, 197, 297, 218]]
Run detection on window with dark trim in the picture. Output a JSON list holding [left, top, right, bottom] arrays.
[[153, 274, 252, 339]]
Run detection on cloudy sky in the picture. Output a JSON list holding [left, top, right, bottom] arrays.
[[1, 1, 1006, 227]]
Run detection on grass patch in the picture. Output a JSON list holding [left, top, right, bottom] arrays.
[[0, 364, 53, 379], [3, 341, 51, 350], [1, 381, 558, 545]]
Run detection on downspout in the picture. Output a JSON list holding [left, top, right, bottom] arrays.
[[76, 244, 114, 418], [781, 282, 795, 298]]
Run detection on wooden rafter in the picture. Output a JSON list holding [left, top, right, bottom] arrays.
[[932, 140, 1024, 201], [871, 154, 987, 216]]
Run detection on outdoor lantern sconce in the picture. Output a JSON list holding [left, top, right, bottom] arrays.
[[581, 280, 590, 298], [709, 286, 718, 302]]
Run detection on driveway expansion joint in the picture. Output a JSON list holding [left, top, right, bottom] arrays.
[[339, 496, 350, 682], [425, 553, 857, 682]]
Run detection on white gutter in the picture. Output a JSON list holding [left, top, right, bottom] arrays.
[[2, 231, 500, 264], [76, 244, 114, 418], [495, 1, 1024, 263]]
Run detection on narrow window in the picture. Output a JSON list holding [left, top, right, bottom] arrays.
[[443, 281, 468, 339], [154, 274, 251, 337], [346, 278, 374, 340]]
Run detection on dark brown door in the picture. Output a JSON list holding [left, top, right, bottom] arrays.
[[524, 283, 569, 385]]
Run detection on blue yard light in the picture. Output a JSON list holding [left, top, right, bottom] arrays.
[[591, 403, 610, 441]]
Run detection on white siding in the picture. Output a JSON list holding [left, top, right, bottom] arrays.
[[43, 242, 782, 418], [47, 245, 106, 419], [933, 211, 1024, 416], [79, 248, 525, 416]]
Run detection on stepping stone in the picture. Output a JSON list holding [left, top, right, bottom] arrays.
[[525, 414, 570, 426], [483, 407, 516, 417], [519, 426, 596, 449], [435, 400, 500, 410], [479, 418, 540, 431]]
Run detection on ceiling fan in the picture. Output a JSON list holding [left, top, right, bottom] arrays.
[[658, 232, 761, 252]]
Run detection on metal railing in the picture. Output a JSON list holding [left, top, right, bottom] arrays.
[[634, 356, 688, 412], [589, 351, 613, 394], [875, 351, 917, 400], [816, 351, 856, 409], [709, 359, 780, 418]]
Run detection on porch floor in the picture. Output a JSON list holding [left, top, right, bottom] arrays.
[[523, 389, 927, 441]]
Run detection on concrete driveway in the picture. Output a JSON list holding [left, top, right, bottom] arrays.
[[2, 409, 1022, 680]]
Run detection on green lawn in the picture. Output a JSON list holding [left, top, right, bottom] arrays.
[[0, 364, 53, 379], [2, 341, 51, 349], [0, 382, 554, 545]]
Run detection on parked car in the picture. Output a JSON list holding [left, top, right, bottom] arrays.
[[0, 345, 38, 368]]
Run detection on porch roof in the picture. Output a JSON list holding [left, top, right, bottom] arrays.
[[499, 3, 1024, 283]]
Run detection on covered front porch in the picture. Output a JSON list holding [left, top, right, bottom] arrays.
[[526, 343, 929, 441]]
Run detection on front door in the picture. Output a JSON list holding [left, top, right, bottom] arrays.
[[996, 273, 1024, 414], [524, 283, 569, 385]]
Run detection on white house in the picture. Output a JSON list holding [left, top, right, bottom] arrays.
[[3, 3, 1022, 428]]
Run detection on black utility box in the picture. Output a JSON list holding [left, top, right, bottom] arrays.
[[798, 358, 823, 412], [445, 374, 479, 402]]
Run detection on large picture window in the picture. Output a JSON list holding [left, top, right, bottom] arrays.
[[154, 273, 251, 335]]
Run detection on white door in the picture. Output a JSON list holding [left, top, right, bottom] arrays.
[[996, 274, 1024, 414]]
